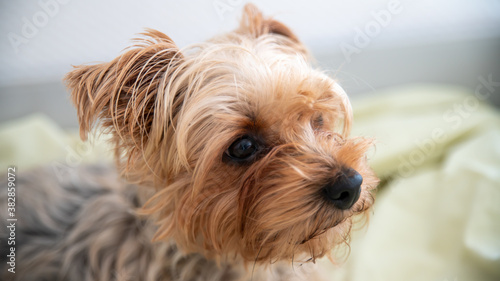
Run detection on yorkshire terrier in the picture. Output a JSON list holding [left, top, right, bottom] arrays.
[[1, 4, 377, 281]]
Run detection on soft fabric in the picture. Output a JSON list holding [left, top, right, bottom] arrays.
[[323, 84, 500, 281]]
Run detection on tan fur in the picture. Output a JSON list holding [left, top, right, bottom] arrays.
[[1, 4, 378, 281]]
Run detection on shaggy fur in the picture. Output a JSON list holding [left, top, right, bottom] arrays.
[[1, 4, 377, 281]]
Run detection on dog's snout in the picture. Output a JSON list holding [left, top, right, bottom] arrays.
[[324, 168, 363, 210]]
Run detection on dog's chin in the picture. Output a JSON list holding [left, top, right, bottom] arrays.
[[292, 201, 374, 262], [232, 215, 359, 265]]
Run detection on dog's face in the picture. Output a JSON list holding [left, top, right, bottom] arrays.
[[65, 4, 377, 265]]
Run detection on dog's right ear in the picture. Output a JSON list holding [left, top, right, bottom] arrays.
[[64, 29, 184, 184]]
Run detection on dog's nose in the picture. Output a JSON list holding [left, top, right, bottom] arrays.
[[324, 168, 363, 210]]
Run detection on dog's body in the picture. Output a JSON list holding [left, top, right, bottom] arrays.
[[1, 5, 377, 281]]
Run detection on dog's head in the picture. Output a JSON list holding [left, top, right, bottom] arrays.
[[65, 4, 377, 265]]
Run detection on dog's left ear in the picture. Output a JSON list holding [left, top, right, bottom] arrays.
[[238, 4, 305, 51]]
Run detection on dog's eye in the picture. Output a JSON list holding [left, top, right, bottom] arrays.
[[226, 136, 258, 161], [312, 114, 324, 130]]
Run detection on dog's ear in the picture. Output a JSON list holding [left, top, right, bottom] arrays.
[[238, 4, 302, 46], [64, 29, 184, 183]]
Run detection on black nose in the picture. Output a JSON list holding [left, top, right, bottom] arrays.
[[324, 168, 363, 210]]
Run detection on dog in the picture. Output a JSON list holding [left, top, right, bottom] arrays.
[[1, 4, 378, 281]]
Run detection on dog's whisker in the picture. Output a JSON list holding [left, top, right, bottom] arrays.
[[251, 245, 263, 281]]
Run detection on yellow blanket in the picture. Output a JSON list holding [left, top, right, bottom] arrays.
[[325, 84, 500, 281]]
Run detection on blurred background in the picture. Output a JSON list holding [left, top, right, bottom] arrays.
[[1, 1, 500, 281], [0, 0, 499, 127]]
